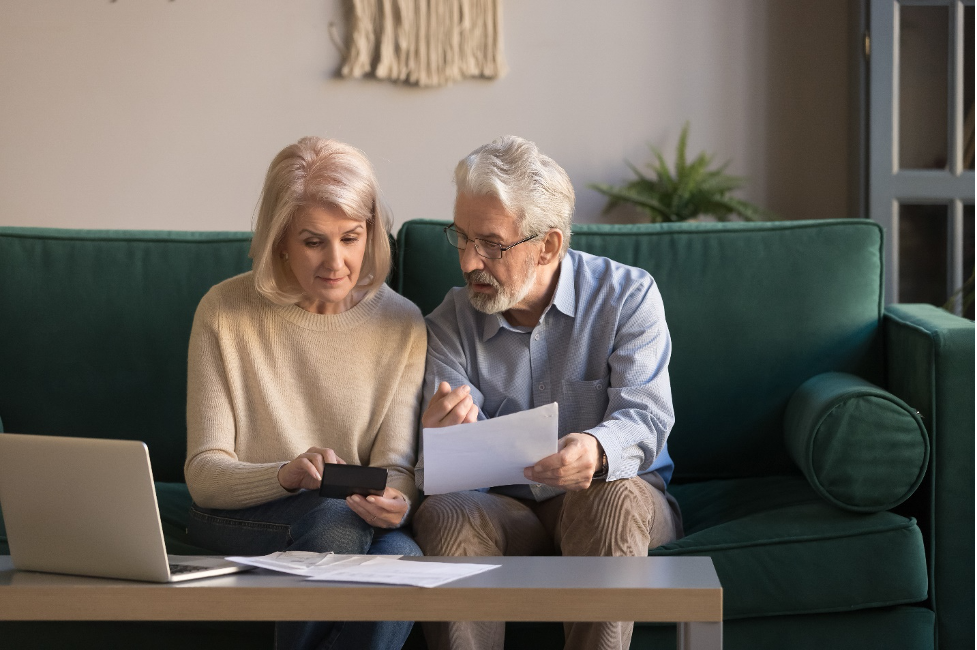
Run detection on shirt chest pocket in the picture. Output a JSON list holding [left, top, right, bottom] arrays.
[[559, 376, 610, 435]]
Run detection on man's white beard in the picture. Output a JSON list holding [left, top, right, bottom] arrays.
[[465, 260, 537, 314]]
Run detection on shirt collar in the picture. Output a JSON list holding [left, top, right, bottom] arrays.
[[479, 252, 577, 342], [551, 252, 577, 318]]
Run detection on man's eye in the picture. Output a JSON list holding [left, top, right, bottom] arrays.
[[481, 240, 502, 251]]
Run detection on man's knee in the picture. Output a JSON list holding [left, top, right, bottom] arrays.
[[565, 478, 653, 522], [559, 478, 662, 556], [413, 492, 498, 556]]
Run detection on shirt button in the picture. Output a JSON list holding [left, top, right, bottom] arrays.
[[596, 383, 602, 390], [539, 383, 545, 391], [534, 333, 540, 341]]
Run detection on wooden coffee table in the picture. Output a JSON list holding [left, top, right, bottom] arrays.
[[0, 555, 722, 649]]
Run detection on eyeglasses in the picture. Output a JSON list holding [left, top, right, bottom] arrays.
[[443, 225, 539, 260]]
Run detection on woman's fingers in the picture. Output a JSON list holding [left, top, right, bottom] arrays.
[[346, 488, 408, 528]]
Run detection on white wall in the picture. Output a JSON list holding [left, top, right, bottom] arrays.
[[0, 0, 853, 232]]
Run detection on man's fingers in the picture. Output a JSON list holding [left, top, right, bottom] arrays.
[[437, 386, 472, 416], [423, 383, 480, 428], [442, 395, 475, 426], [463, 401, 479, 423], [532, 450, 568, 474], [434, 381, 452, 399], [431, 392, 475, 427]]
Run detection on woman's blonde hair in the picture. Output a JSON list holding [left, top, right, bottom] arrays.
[[249, 137, 392, 305]]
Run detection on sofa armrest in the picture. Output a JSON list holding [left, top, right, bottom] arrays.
[[884, 303, 974, 650]]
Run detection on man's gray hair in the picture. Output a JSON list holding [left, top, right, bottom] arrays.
[[454, 136, 574, 258]]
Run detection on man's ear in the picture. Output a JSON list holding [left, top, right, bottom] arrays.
[[537, 229, 563, 265]]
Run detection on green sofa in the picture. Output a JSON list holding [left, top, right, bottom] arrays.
[[0, 219, 972, 650]]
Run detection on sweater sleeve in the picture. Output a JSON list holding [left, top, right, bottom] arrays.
[[368, 305, 426, 521], [184, 290, 293, 509]]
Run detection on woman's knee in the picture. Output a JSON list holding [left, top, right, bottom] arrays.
[[372, 529, 422, 557], [187, 503, 291, 555], [288, 498, 373, 554]]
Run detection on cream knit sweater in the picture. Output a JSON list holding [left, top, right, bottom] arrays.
[[184, 272, 425, 513]]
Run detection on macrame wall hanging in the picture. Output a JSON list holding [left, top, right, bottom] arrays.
[[340, 0, 507, 88]]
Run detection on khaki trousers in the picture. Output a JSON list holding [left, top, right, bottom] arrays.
[[412, 474, 682, 650]]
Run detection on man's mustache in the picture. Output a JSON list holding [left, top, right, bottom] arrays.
[[464, 270, 500, 289]]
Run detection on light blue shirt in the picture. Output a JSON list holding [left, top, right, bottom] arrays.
[[416, 248, 675, 500]]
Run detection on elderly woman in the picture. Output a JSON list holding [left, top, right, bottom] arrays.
[[185, 137, 425, 650]]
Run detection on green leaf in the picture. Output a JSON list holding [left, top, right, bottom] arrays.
[[591, 123, 775, 224]]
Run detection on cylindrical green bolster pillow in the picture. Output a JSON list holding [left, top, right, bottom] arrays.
[[784, 372, 929, 513]]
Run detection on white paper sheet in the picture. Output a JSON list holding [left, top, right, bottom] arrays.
[[226, 552, 401, 576], [422, 402, 558, 494], [306, 557, 500, 588], [226, 552, 500, 587]]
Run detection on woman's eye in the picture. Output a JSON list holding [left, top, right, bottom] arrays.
[[342, 237, 359, 245], [304, 240, 321, 248]]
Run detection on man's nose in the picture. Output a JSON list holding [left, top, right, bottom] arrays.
[[458, 240, 483, 274]]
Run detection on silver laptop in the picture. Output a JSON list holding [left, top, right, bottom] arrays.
[[0, 433, 250, 583]]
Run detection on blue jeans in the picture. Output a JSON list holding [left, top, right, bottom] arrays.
[[188, 490, 420, 650]]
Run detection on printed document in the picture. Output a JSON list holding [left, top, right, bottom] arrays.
[[422, 402, 558, 494], [225, 551, 392, 576], [226, 551, 499, 588]]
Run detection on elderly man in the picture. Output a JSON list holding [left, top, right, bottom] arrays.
[[413, 136, 682, 650]]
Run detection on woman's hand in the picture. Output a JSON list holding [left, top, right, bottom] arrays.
[[345, 487, 409, 528], [278, 447, 346, 492]]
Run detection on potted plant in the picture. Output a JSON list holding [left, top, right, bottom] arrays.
[[591, 123, 773, 223]]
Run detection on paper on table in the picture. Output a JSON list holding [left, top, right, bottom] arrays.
[[422, 402, 558, 494], [227, 552, 500, 588], [226, 552, 401, 576], [305, 557, 500, 588]]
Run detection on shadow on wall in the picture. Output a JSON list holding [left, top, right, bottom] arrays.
[[601, 0, 854, 226], [763, 0, 853, 222]]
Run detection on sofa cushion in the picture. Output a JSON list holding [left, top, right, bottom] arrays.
[[397, 219, 885, 482], [156, 477, 929, 621], [784, 372, 929, 512], [156, 482, 215, 555], [652, 477, 928, 619], [0, 227, 253, 482]]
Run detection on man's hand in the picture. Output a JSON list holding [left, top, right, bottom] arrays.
[[421, 381, 479, 428], [523, 433, 602, 491], [346, 487, 410, 528], [278, 447, 346, 492]]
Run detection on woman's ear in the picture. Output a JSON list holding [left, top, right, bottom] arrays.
[[537, 229, 563, 265]]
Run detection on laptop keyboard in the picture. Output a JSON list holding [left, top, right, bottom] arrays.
[[169, 563, 211, 575]]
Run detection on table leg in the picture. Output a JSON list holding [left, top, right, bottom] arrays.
[[677, 621, 722, 650]]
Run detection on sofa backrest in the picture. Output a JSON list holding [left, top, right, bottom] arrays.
[[0, 228, 252, 482], [1, 220, 885, 484], [397, 219, 885, 481]]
